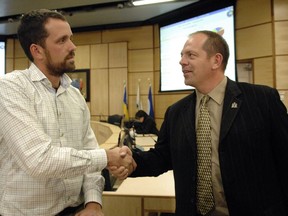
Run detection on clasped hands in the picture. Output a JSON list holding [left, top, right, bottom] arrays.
[[106, 146, 137, 180]]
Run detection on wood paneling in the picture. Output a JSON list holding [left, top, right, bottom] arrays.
[[155, 94, 188, 118], [6, 39, 14, 58], [154, 71, 160, 95], [75, 45, 90, 69], [236, 0, 271, 28], [276, 56, 288, 89], [128, 49, 154, 72], [278, 90, 288, 108], [144, 197, 175, 212], [102, 196, 142, 216], [253, 57, 274, 87], [153, 24, 160, 48], [154, 47, 160, 71], [274, 21, 288, 55], [5, 58, 13, 73], [14, 58, 29, 70], [109, 68, 128, 115], [90, 68, 109, 116], [91, 44, 108, 69], [102, 26, 154, 49], [14, 40, 26, 58], [274, 0, 288, 21], [109, 42, 127, 68], [236, 23, 273, 59], [73, 31, 101, 45], [128, 72, 153, 95]]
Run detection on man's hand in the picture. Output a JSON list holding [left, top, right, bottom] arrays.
[[106, 146, 137, 180]]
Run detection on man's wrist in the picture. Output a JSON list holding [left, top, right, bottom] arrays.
[[85, 202, 102, 210]]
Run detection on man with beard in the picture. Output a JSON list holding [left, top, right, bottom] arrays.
[[0, 9, 135, 216]]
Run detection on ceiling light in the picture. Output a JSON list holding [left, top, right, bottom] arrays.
[[132, 0, 176, 6]]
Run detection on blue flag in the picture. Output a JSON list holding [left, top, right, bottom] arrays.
[[147, 84, 154, 119]]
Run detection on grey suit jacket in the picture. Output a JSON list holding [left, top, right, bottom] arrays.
[[132, 79, 288, 216]]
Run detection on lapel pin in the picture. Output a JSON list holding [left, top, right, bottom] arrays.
[[231, 102, 238, 108]]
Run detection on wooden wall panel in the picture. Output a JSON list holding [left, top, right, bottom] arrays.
[[109, 42, 127, 68], [236, 23, 273, 59], [128, 49, 154, 72], [75, 45, 90, 69], [155, 94, 188, 118], [153, 25, 160, 48], [144, 197, 175, 212], [5, 59, 13, 73], [278, 90, 288, 108], [275, 56, 288, 89], [90, 68, 109, 116], [253, 57, 274, 87], [90, 44, 108, 69], [154, 71, 160, 94], [274, 21, 288, 55], [274, 0, 288, 21], [109, 68, 128, 115], [14, 40, 26, 58], [6, 39, 14, 58], [14, 58, 29, 70], [73, 31, 101, 45], [102, 196, 141, 216], [128, 72, 153, 95], [236, 0, 271, 28], [102, 26, 154, 49], [154, 47, 160, 71]]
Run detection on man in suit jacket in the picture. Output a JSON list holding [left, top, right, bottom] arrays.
[[110, 30, 288, 216]]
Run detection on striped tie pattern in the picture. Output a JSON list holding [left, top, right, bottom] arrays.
[[196, 95, 214, 215]]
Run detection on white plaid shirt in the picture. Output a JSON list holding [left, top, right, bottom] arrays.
[[0, 63, 107, 216]]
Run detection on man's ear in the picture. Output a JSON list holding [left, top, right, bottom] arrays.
[[30, 44, 44, 60], [212, 53, 223, 70]]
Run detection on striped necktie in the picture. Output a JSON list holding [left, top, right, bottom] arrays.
[[196, 95, 214, 215]]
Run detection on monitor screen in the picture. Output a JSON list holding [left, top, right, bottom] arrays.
[[0, 41, 5, 77], [160, 5, 235, 92]]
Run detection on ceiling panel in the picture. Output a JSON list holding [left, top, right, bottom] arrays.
[[0, 0, 198, 35]]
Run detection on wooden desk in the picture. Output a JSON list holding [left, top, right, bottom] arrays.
[[90, 121, 121, 145], [103, 171, 175, 216]]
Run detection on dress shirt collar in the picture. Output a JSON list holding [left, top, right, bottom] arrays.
[[29, 63, 72, 90], [196, 76, 227, 106]]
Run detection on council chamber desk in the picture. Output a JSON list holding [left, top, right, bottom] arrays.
[[90, 121, 176, 216]]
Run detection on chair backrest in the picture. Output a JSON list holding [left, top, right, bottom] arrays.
[[107, 114, 123, 127]]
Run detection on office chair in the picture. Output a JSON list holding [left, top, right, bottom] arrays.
[[107, 114, 123, 128]]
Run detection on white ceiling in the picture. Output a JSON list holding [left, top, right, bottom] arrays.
[[0, 0, 199, 36]]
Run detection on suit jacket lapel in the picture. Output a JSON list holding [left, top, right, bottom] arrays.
[[181, 92, 197, 144], [220, 79, 242, 144]]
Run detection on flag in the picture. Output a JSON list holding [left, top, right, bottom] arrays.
[[136, 81, 143, 110], [147, 84, 154, 119], [123, 82, 129, 121]]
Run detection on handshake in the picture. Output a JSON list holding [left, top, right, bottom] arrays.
[[106, 146, 137, 180]]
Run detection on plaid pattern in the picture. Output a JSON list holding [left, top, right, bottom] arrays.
[[0, 64, 107, 215]]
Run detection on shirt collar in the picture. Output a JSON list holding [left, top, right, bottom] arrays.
[[29, 63, 71, 89], [196, 76, 227, 106]]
